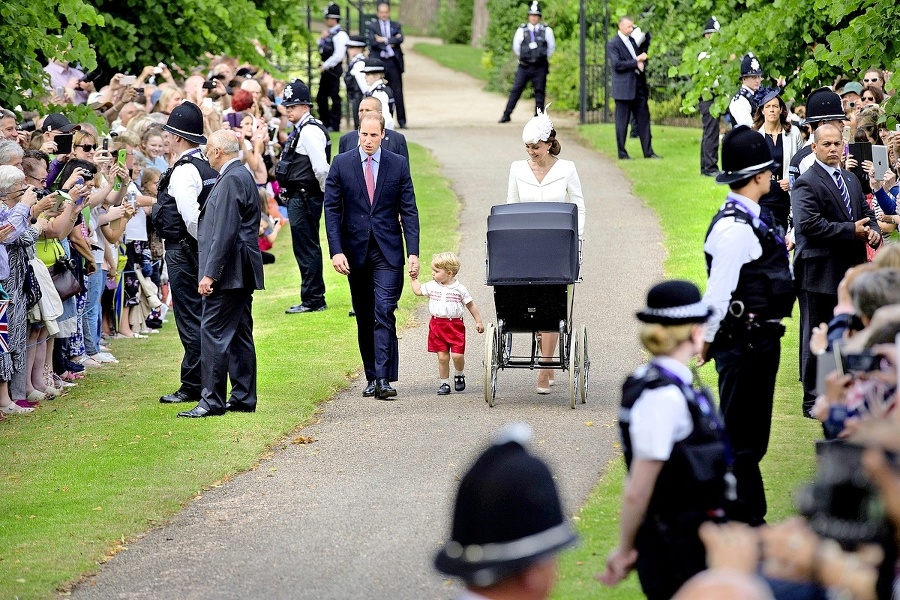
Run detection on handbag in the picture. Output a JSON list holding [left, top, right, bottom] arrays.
[[23, 260, 42, 310], [43, 239, 83, 301]]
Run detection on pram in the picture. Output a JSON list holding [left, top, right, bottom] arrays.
[[483, 202, 589, 408]]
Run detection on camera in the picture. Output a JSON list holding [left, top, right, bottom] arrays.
[[202, 80, 217, 90], [35, 188, 52, 199], [17, 119, 36, 132], [795, 441, 888, 547], [843, 351, 880, 373]]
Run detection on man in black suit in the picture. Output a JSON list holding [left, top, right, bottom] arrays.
[[607, 15, 658, 160], [178, 130, 265, 418], [337, 96, 409, 159], [324, 113, 419, 400], [791, 123, 882, 415], [366, 2, 406, 128]]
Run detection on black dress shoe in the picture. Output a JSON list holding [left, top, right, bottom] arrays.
[[375, 378, 397, 400], [160, 390, 198, 404], [285, 304, 327, 314], [225, 401, 256, 413], [645, 153, 662, 159], [177, 405, 225, 418], [362, 380, 376, 397], [498, 115, 511, 123], [618, 154, 631, 160]]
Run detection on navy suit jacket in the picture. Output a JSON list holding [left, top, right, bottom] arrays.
[[791, 161, 881, 294], [607, 35, 641, 101], [338, 129, 409, 161], [366, 19, 405, 72], [197, 160, 265, 291], [324, 148, 419, 270]]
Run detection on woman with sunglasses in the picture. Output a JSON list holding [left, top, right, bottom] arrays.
[[860, 85, 884, 108]]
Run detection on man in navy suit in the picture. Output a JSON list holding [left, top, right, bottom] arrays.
[[366, 2, 406, 128], [179, 130, 265, 418], [324, 113, 420, 400], [607, 15, 658, 160], [338, 96, 409, 160], [792, 123, 882, 415]]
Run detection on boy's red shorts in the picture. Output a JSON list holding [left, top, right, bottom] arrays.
[[428, 317, 466, 354]]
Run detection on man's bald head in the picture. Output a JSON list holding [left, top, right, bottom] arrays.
[[672, 571, 774, 600]]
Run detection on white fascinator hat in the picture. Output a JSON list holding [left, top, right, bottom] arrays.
[[521, 105, 554, 145]]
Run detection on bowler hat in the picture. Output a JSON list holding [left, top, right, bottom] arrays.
[[347, 35, 367, 48], [360, 57, 386, 73], [804, 87, 845, 124], [282, 79, 313, 107], [162, 101, 207, 145], [325, 2, 341, 19], [703, 16, 720, 35], [528, 1, 542, 15], [636, 280, 713, 325], [715, 125, 778, 185], [434, 424, 577, 587], [41, 113, 80, 133], [740, 53, 763, 78]]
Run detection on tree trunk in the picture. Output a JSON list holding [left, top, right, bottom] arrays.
[[470, 0, 489, 47], [399, 0, 440, 34]]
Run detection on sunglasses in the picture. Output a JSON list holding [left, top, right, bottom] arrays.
[[76, 144, 97, 152], [863, 78, 880, 83], [862, 96, 876, 101]]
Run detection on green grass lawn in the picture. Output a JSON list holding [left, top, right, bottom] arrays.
[[0, 142, 458, 599], [412, 42, 490, 82], [550, 124, 821, 599]]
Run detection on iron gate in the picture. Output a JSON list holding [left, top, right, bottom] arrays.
[[579, 0, 610, 124]]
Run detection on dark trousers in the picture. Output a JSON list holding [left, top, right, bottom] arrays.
[[700, 99, 720, 174], [798, 290, 838, 414], [614, 83, 653, 158], [382, 57, 405, 126], [635, 518, 707, 600], [503, 62, 549, 118], [347, 241, 403, 381], [199, 289, 257, 412], [316, 70, 342, 131], [165, 246, 203, 397], [712, 331, 782, 525], [286, 193, 326, 309]]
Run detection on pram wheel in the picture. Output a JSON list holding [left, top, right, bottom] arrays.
[[568, 329, 577, 409], [483, 323, 498, 407], [577, 325, 589, 404]]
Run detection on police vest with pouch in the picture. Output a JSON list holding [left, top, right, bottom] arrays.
[[344, 54, 365, 99], [364, 82, 395, 116], [620, 364, 729, 520], [319, 28, 344, 76], [275, 118, 332, 195], [152, 152, 218, 245], [704, 201, 795, 322], [518, 24, 550, 64]]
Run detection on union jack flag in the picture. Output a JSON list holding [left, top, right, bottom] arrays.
[[0, 300, 9, 353]]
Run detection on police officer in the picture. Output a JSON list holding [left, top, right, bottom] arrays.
[[344, 35, 368, 129], [276, 79, 331, 314], [699, 125, 794, 526], [153, 101, 219, 405], [360, 57, 395, 130], [499, 1, 555, 123], [600, 280, 731, 600], [727, 53, 773, 128], [317, 3, 349, 132], [698, 16, 721, 177], [787, 87, 846, 187]]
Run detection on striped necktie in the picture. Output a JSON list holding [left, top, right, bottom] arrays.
[[833, 171, 852, 218]]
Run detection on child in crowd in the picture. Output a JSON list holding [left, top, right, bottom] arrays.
[[411, 252, 484, 395], [140, 129, 169, 173]]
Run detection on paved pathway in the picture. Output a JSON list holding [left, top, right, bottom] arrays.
[[70, 39, 664, 599]]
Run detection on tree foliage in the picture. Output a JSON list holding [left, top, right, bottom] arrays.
[[0, 0, 309, 114]]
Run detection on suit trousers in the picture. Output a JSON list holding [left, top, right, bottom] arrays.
[[382, 57, 405, 126], [614, 82, 653, 158], [348, 241, 403, 382], [287, 193, 327, 309], [316, 70, 342, 131], [199, 288, 257, 412], [503, 62, 549, 118], [798, 290, 838, 414], [699, 99, 720, 174], [712, 331, 781, 526], [165, 246, 203, 397]]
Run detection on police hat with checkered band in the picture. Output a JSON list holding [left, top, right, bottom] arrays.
[[162, 100, 206, 145], [282, 79, 313, 107], [740, 53, 763, 78], [636, 280, 714, 325]]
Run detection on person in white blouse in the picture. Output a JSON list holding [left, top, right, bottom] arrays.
[[507, 109, 585, 393]]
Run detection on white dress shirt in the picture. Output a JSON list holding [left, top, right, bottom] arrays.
[[728, 87, 755, 128], [617, 31, 637, 60], [506, 158, 586, 237], [293, 113, 330, 191], [168, 148, 205, 239], [702, 193, 764, 343], [629, 356, 694, 461]]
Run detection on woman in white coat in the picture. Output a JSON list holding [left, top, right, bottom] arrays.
[[507, 109, 586, 393], [754, 89, 802, 231]]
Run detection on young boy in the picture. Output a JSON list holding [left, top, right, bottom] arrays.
[[411, 252, 484, 395]]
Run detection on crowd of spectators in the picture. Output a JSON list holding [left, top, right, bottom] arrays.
[[0, 55, 292, 418]]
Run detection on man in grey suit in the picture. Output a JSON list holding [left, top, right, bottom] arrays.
[[178, 130, 265, 418], [607, 15, 658, 160]]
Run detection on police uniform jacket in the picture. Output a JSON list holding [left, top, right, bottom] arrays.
[[512, 22, 556, 64]]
